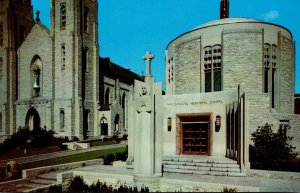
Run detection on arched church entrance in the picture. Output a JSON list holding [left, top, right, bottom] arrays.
[[25, 107, 41, 131]]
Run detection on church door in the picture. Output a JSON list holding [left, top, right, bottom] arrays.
[[25, 107, 41, 131], [182, 122, 209, 155]]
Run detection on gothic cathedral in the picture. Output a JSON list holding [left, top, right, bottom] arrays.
[[0, 0, 100, 140]]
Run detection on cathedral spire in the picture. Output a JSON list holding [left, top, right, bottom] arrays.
[[220, 0, 229, 19]]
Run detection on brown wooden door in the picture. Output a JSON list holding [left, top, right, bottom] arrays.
[[182, 122, 209, 155]]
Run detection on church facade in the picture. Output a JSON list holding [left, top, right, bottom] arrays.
[[0, 0, 139, 141]]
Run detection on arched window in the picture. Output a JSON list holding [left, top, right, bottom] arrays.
[[60, 110, 65, 132], [100, 117, 108, 136], [0, 113, 2, 132], [83, 7, 89, 32], [61, 44, 66, 70], [60, 3, 66, 30], [105, 88, 110, 105], [31, 56, 42, 97]]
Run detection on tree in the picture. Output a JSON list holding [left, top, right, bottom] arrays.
[[249, 123, 297, 171]]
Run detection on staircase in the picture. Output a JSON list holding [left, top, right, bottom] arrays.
[[162, 155, 246, 177], [16, 173, 60, 192]]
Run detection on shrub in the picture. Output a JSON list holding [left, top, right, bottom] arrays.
[[67, 176, 89, 193], [48, 185, 62, 193], [121, 134, 128, 141], [222, 187, 237, 192], [250, 123, 298, 171], [72, 136, 79, 142]]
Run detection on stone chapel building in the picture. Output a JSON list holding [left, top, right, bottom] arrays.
[[127, 0, 300, 177], [0, 0, 140, 141]]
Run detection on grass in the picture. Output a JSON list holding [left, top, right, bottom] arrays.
[[19, 147, 126, 170], [89, 140, 118, 147]]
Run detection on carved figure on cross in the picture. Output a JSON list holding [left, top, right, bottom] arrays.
[[143, 51, 154, 77]]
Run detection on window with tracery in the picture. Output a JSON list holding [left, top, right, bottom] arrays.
[[60, 3, 66, 30], [271, 44, 277, 108], [264, 43, 277, 108], [204, 46, 212, 92], [204, 45, 222, 92], [213, 45, 222, 91]]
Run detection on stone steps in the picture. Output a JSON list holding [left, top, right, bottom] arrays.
[[16, 173, 60, 192], [162, 156, 246, 177]]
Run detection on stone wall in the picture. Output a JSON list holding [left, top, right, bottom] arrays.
[[279, 36, 295, 114], [223, 30, 263, 93], [246, 92, 300, 153], [174, 38, 201, 94]]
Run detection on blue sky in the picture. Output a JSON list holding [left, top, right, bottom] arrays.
[[32, 0, 300, 93]]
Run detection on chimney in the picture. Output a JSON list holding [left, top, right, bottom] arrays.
[[220, 0, 229, 19]]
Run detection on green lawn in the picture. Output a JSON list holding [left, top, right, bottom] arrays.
[[89, 140, 118, 147], [19, 147, 126, 170]]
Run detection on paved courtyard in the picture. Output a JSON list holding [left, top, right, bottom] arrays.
[[72, 164, 300, 192]]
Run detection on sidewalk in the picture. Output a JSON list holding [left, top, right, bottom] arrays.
[[72, 165, 300, 192]]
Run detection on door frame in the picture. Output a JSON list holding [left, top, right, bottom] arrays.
[[176, 113, 212, 156]]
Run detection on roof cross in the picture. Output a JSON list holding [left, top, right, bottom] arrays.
[[143, 51, 154, 77]]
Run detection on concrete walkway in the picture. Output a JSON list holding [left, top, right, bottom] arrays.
[[72, 165, 300, 192], [0, 144, 126, 166]]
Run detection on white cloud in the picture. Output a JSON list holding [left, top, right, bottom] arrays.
[[262, 10, 280, 21]]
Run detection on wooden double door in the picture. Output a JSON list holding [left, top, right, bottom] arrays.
[[182, 122, 209, 155]]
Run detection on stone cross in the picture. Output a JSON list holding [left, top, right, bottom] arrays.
[[143, 51, 154, 77], [36, 10, 40, 22]]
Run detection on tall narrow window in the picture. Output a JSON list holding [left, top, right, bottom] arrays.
[[60, 3, 66, 30], [0, 57, 3, 80], [83, 7, 89, 32], [271, 45, 277, 108], [0, 113, 2, 132], [122, 93, 126, 128], [264, 44, 271, 93], [105, 88, 110, 105], [19, 26, 25, 45], [61, 44, 65, 70], [213, 45, 222, 91], [204, 46, 212, 92], [0, 23, 3, 46], [82, 48, 88, 73], [60, 110, 65, 132]]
